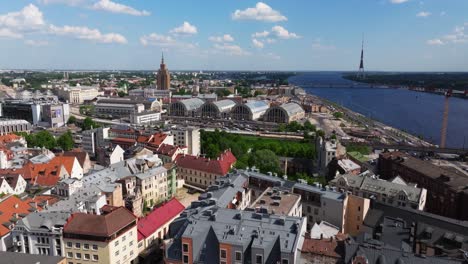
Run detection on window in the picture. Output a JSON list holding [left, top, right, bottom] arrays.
[[183, 255, 189, 264], [115, 250, 119, 256], [183, 243, 189, 253], [84, 244, 89, 250], [282, 259, 289, 264], [66, 242, 72, 248], [92, 244, 98, 250], [67, 252, 73, 258], [235, 251, 242, 261], [256, 255, 263, 264], [75, 253, 81, 259], [115, 240, 119, 247], [122, 235, 126, 242], [129, 241, 133, 246], [358, 206, 361, 212], [220, 249, 227, 259], [92, 255, 99, 261], [84, 254, 90, 260], [75, 243, 81, 249]]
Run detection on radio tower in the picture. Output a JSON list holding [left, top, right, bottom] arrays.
[[358, 36, 365, 79]]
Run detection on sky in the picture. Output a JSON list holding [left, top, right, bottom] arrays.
[[0, 0, 468, 71]]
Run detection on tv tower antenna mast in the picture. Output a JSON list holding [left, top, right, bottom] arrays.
[[358, 35, 365, 79]]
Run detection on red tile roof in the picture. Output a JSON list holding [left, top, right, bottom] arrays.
[[137, 198, 185, 241], [301, 237, 342, 258], [64, 207, 137, 238], [175, 150, 236, 175], [156, 144, 180, 157], [0, 196, 37, 236], [0, 134, 22, 145], [62, 150, 89, 169], [111, 137, 137, 144]]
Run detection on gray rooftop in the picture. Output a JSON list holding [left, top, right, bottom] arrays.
[[178, 98, 205, 111], [243, 100, 269, 114], [331, 173, 424, 203], [198, 173, 248, 209], [0, 251, 65, 264], [209, 99, 237, 113], [278, 103, 304, 117], [16, 211, 70, 232]]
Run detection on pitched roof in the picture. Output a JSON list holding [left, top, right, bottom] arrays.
[[156, 144, 181, 157], [137, 198, 185, 241], [64, 207, 137, 238], [0, 196, 37, 236], [301, 237, 342, 259], [62, 150, 89, 168], [175, 150, 236, 175]]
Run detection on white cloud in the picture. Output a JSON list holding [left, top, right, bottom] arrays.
[[0, 28, 23, 39], [140, 33, 196, 49], [265, 38, 276, 44], [213, 43, 249, 56], [390, 0, 410, 4], [49, 25, 127, 44], [271, 25, 300, 39], [170, 21, 198, 35], [25, 39, 49, 46], [427, 23, 468, 45], [91, 0, 150, 16], [232, 2, 287, 22], [209, 34, 234, 43], [427, 39, 444, 45], [252, 38, 264, 48], [416, 11, 431, 17], [0, 4, 45, 37], [252, 30, 269, 38]]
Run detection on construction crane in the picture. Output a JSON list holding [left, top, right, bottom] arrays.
[[440, 89, 452, 148]]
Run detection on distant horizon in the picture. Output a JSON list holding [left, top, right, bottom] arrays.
[[1, 1, 468, 71]]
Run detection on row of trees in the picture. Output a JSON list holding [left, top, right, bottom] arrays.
[[278, 120, 316, 133], [16, 130, 75, 151]]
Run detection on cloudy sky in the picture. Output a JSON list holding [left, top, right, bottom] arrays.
[[0, 0, 467, 71]]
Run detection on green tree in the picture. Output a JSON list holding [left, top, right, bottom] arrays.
[[67, 116, 77, 125], [333, 112, 344, 119], [34, 130, 56, 149], [82, 117, 99, 130], [316, 130, 325, 139], [118, 91, 126, 97], [57, 131, 75, 151], [303, 121, 316, 132], [248, 149, 281, 174], [205, 144, 221, 159]]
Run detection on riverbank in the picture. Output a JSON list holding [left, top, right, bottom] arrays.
[[289, 72, 468, 148]]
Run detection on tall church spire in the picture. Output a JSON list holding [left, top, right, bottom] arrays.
[[161, 52, 164, 64]]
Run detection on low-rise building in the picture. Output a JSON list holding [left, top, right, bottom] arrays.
[[156, 144, 187, 163], [0, 251, 66, 264], [63, 206, 138, 264], [199, 173, 251, 210], [330, 172, 427, 211], [0, 119, 32, 135], [175, 150, 237, 190], [57, 85, 101, 104], [0, 174, 27, 195], [137, 198, 185, 253], [130, 110, 161, 125]]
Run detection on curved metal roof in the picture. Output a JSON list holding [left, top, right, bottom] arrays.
[[178, 98, 205, 111], [243, 100, 269, 114], [278, 103, 304, 117], [209, 99, 237, 112]]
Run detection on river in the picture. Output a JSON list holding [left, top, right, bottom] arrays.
[[288, 72, 468, 148]]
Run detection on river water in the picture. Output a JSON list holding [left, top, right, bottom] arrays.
[[288, 72, 468, 148]]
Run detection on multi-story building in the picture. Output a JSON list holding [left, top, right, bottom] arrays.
[[164, 205, 307, 264], [171, 126, 200, 156], [11, 211, 71, 257], [130, 111, 161, 125], [63, 206, 138, 264], [199, 173, 251, 210], [57, 85, 101, 104], [330, 172, 427, 211], [175, 150, 237, 190], [0, 251, 66, 264], [135, 166, 168, 207], [378, 151, 468, 220], [82, 127, 110, 158], [156, 144, 187, 163], [156, 55, 171, 90], [316, 137, 340, 172], [0, 174, 27, 195], [0, 119, 32, 135], [1, 100, 70, 128], [250, 186, 302, 217]]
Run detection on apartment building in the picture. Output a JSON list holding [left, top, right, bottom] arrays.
[[135, 166, 168, 207], [63, 206, 138, 264], [171, 126, 200, 156]]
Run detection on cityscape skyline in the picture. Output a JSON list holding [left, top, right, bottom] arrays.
[[0, 0, 468, 71]]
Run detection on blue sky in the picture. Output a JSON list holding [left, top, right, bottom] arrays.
[[0, 0, 467, 71]]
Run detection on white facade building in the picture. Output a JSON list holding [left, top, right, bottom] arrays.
[[171, 126, 200, 156]]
